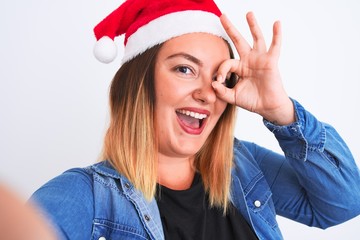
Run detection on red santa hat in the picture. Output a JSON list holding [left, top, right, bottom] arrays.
[[93, 0, 229, 63]]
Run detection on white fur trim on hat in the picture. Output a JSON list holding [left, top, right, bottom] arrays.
[[122, 10, 229, 63]]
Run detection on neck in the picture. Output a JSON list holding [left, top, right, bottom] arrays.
[[157, 154, 195, 190]]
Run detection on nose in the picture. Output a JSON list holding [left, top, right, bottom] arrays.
[[192, 75, 217, 104]]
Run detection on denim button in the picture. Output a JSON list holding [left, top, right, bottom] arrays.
[[144, 214, 151, 221], [254, 200, 261, 208]]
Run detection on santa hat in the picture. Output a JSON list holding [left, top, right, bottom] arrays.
[[93, 0, 229, 64]]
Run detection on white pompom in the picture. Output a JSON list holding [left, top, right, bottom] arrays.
[[93, 36, 118, 64]]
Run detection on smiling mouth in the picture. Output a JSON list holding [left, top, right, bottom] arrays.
[[175, 109, 208, 129]]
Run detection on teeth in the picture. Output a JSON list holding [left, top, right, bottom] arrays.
[[176, 109, 208, 120]]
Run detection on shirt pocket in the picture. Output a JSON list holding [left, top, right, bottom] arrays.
[[92, 219, 150, 240], [245, 174, 278, 229]]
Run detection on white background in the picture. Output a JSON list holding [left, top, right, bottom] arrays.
[[1, 0, 359, 239]]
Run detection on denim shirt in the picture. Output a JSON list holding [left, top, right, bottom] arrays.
[[30, 100, 360, 240]]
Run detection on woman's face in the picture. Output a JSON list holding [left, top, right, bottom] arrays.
[[154, 33, 230, 159]]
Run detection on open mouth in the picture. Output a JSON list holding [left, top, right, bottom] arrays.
[[175, 109, 208, 130]]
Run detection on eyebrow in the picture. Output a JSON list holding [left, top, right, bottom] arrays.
[[165, 52, 203, 67]]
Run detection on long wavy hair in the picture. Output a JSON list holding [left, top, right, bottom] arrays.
[[102, 42, 237, 212]]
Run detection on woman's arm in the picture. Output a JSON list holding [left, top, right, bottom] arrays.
[[214, 10, 360, 229], [252, 99, 360, 228]]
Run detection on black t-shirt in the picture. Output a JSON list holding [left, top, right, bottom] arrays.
[[156, 173, 259, 240]]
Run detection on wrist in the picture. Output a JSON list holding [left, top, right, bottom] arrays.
[[262, 98, 295, 126]]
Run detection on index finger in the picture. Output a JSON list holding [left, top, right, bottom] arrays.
[[220, 14, 251, 57]]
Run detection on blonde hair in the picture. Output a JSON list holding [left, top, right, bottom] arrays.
[[195, 103, 236, 213], [102, 43, 237, 212]]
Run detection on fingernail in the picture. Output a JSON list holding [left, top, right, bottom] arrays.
[[212, 81, 219, 90]]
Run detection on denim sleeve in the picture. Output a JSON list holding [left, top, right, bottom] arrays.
[[29, 168, 94, 240], [258, 99, 360, 229]]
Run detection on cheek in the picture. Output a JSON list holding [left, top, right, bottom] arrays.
[[155, 89, 172, 112], [154, 82, 176, 122], [155, 78, 189, 107], [208, 102, 228, 130], [154, 73, 175, 103], [215, 100, 228, 116]]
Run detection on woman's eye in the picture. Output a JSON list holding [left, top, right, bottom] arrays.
[[223, 73, 238, 88], [176, 66, 193, 75]]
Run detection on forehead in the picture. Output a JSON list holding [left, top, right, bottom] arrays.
[[158, 32, 231, 63]]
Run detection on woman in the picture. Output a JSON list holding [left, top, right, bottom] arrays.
[[30, 0, 360, 239]]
